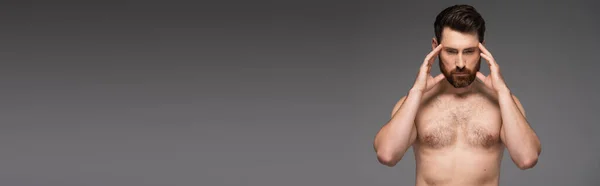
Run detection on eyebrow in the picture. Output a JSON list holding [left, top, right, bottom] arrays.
[[445, 47, 478, 51]]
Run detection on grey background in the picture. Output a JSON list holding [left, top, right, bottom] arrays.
[[0, 0, 598, 185]]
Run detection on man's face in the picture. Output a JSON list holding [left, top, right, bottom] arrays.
[[436, 27, 482, 88]]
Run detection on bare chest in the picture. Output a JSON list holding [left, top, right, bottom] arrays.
[[415, 96, 502, 149]]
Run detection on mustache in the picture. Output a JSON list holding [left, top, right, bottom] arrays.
[[451, 68, 472, 74]]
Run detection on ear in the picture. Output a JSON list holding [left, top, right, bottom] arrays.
[[482, 40, 486, 45], [432, 37, 439, 50]]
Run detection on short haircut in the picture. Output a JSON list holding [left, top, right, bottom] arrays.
[[434, 4, 486, 43]]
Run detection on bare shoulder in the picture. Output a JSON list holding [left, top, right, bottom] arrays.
[[391, 88, 440, 118], [477, 84, 527, 118]]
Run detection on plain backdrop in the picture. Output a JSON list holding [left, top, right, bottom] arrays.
[[0, 0, 598, 185]]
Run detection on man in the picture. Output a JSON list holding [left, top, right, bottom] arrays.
[[373, 4, 542, 186]]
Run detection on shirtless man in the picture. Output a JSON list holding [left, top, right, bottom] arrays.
[[373, 5, 542, 186]]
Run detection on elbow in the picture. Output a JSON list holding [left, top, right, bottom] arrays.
[[517, 155, 539, 170], [518, 142, 542, 170], [376, 151, 400, 167], [515, 140, 542, 170]]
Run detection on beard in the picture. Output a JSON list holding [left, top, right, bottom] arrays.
[[439, 56, 481, 88]]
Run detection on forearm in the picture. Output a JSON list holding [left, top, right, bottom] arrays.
[[374, 89, 422, 165], [498, 90, 541, 168]]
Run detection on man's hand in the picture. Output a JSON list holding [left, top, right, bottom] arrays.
[[412, 44, 445, 93], [479, 42, 542, 169], [373, 44, 446, 167], [476, 43, 509, 93]]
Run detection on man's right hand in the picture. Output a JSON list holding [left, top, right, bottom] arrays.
[[412, 44, 445, 93]]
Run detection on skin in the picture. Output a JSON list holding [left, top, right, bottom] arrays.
[[373, 27, 542, 186]]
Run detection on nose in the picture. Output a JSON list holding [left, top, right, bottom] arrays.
[[455, 54, 466, 68]]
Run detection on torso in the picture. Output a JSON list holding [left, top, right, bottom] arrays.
[[413, 81, 505, 186]]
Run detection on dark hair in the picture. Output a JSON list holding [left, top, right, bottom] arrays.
[[434, 4, 485, 43]]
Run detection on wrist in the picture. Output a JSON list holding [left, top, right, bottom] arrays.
[[409, 88, 425, 96], [497, 87, 511, 95]]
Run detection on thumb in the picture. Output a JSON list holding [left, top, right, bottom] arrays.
[[434, 74, 445, 83], [476, 72, 486, 81]]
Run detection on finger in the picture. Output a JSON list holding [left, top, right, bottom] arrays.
[[423, 44, 443, 67], [476, 71, 486, 81], [426, 74, 445, 90], [478, 43, 493, 58], [480, 53, 494, 67], [434, 73, 445, 83]]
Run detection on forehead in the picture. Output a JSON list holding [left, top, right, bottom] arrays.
[[440, 27, 479, 49]]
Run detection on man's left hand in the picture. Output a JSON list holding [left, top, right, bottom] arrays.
[[477, 43, 510, 93]]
